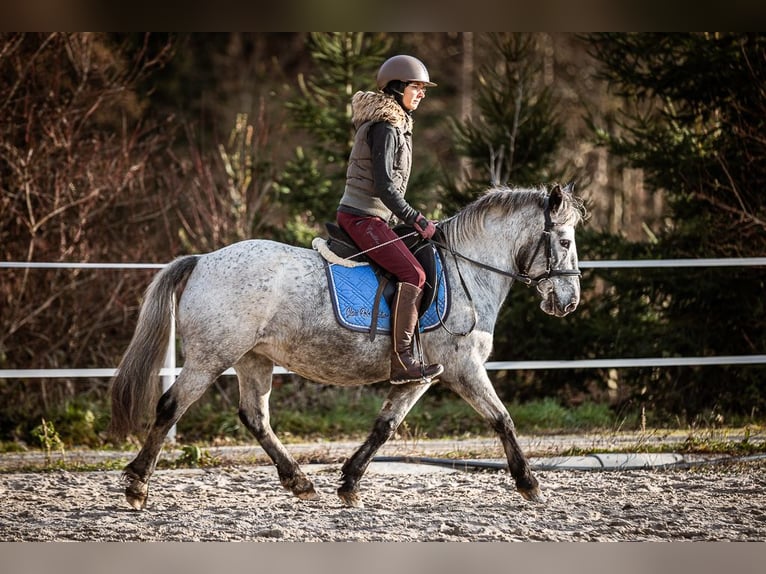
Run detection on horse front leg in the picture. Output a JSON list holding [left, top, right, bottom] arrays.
[[338, 382, 432, 508], [444, 369, 542, 502]]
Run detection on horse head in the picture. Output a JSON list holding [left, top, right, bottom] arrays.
[[520, 183, 584, 317]]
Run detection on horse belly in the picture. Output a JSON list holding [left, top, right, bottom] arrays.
[[262, 321, 392, 386]]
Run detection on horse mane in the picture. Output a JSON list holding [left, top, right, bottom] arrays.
[[444, 185, 586, 244]]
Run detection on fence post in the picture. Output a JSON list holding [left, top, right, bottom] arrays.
[[161, 294, 177, 443]]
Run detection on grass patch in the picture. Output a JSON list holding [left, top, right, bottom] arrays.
[[0, 458, 131, 474], [161, 380, 636, 443], [510, 398, 615, 432], [1, 378, 765, 456]]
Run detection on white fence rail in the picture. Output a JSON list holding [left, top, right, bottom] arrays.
[[3, 257, 766, 381], [4, 353, 766, 380], [4, 257, 764, 441]]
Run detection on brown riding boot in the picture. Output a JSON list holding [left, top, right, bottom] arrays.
[[390, 282, 444, 384]]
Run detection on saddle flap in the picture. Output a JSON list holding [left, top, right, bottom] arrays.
[[324, 253, 449, 337]]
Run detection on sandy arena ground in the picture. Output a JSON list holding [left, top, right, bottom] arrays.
[[1, 434, 764, 542]]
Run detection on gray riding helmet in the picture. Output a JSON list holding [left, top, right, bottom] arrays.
[[376, 55, 437, 90]]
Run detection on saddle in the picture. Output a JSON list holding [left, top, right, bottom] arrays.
[[318, 222, 448, 340]]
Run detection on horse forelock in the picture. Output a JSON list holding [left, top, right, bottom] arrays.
[[554, 190, 587, 227], [444, 185, 584, 243]]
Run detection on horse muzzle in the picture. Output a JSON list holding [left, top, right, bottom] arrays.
[[537, 278, 580, 317]]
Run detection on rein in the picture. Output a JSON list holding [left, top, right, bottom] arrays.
[[428, 194, 581, 336], [429, 237, 535, 285]]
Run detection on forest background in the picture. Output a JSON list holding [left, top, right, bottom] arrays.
[[1, 32, 764, 448]]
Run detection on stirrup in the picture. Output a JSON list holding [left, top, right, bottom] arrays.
[[390, 363, 443, 385]]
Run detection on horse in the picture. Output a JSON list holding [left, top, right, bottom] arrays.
[[109, 183, 585, 510]]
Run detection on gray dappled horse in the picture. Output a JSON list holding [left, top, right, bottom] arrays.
[[110, 184, 585, 510]]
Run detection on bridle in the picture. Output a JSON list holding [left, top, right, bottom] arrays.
[[432, 194, 581, 286], [513, 194, 583, 285], [427, 193, 581, 336]]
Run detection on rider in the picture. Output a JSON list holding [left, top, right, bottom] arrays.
[[336, 54, 444, 385]]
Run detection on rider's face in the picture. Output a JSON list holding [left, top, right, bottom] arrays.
[[402, 82, 427, 111]]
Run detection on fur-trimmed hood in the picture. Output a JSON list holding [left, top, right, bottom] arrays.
[[351, 91, 412, 132]]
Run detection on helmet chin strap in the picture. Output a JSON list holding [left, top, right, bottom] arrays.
[[384, 80, 406, 96], [383, 81, 413, 115]]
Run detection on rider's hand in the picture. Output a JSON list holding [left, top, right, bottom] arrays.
[[414, 214, 437, 240]]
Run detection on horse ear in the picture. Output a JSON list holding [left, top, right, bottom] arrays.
[[549, 184, 563, 213], [564, 181, 575, 194]]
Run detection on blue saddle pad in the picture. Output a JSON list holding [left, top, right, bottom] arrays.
[[325, 252, 449, 334]]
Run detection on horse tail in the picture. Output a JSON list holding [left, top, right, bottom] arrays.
[[109, 255, 200, 440]]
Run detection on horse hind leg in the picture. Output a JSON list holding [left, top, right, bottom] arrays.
[[122, 364, 219, 510], [235, 352, 318, 501]]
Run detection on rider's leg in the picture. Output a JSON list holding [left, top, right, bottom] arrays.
[[389, 281, 444, 384], [337, 212, 443, 384]]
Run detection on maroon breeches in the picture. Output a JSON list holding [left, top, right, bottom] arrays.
[[337, 211, 426, 288]]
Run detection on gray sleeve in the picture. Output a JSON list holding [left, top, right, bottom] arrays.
[[368, 122, 420, 225]]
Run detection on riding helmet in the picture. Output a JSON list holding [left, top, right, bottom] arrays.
[[376, 55, 437, 90]]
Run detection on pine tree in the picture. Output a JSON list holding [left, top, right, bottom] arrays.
[[442, 33, 567, 213], [580, 33, 766, 419], [586, 33, 766, 254], [438, 34, 577, 404]]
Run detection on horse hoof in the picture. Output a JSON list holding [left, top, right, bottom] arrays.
[[296, 487, 320, 501], [519, 486, 544, 503], [124, 476, 149, 510], [126, 491, 147, 510], [281, 474, 318, 501], [337, 489, 364, 508]]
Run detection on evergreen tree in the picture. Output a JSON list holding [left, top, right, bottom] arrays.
[[273, 32, 391, 245], [442, 33, 567, 213], [439, 33, 580, 404], [580, 33, 766, 420]]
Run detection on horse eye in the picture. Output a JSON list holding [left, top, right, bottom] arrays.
[[560, 239, 571, 250]]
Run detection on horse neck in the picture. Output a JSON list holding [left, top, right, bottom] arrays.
[[446, 202, 536, 271], [444, 210, 531, 312]]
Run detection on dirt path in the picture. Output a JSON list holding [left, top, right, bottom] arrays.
[[2, 457, 764, 541]]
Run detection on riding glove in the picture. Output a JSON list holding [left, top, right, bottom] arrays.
[[414, 214, 437, 240]]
